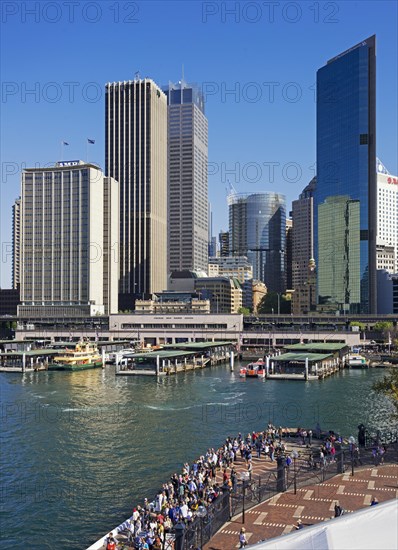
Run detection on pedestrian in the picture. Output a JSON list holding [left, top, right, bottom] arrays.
[[247, 460, 253, 481], [371, 496, 379, 506], [334, 501, 343, 517], [295, 519, 304, 530], [239, 527, 247, 548], [307, 429, 313, 447], [105, 532, 117, 550]]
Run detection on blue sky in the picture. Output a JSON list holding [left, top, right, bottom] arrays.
[[1, 0, 397, 287]]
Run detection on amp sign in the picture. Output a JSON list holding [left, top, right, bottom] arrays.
[[57, 160, 80, 167]]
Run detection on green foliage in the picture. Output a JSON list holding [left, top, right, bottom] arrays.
[[257, 292, 291, 314], [350, 321, 366, 331], [238, 307, 251, 315], [372, 368, 398, 418], [374, 321, 393, 332]]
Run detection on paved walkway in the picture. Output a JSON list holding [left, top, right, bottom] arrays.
[[205, 462, 398, 549]]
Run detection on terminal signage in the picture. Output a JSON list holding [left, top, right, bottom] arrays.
[[387, 177, 398, 185]]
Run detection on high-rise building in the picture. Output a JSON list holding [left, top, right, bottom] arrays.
[[12, 197, 21, 289], [163, 80, 208, 274], [105, 78, 168, 310], [219, 230, 230, 257], [376, 165, 398, 273], [18, 162, 119, 317], [315, 35, 376, 313], [228, 192, 286, 293], [317, 196, 361, 311], [292, 177, 316, 290], [285, 218, 293, 289], [291, 258, 317, 315]]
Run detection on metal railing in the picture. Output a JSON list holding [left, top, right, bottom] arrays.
[[176, 442, 398, 550]]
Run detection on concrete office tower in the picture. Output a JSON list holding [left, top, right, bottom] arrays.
[[376, 163, 398, 273], [164, 80, 208, 273], [105, 78, 168, 310], [285, 218, 293, 289], [18, 162, 119, 317], [228, 192, 286, 293], [292, 177, 316, 289], [12, 197, 21, 289], [317, 196, 361, 312], [315, 35, 376, 313]]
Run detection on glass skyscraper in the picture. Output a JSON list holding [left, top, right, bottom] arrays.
[[315, 35, 376, 313], [229, 192, 286, 293]]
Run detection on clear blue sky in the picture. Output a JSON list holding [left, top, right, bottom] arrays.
[[1, 0, 397, 287]]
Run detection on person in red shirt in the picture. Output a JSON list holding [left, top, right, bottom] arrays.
[[105, 532, 117, 550]]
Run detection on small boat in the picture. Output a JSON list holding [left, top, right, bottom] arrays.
[[48, 340, 102, 371], [347, 354, 369, 368], [240, 359, 266, 378]]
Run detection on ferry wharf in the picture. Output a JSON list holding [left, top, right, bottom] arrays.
[[116, 342, 234, 376]]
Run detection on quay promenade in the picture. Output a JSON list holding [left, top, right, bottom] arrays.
[[205, 463, 398, 549], [89, 427, 397, 550]]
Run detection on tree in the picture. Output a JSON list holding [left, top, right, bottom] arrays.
[[257, 292, 291, 314], [374, 321, 393, 332], [238, 307, 251, 315], [372, 368, 398, 418], [350, 321, 366, 331]]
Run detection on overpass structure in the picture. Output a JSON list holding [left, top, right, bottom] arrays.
[[13, 313, 363, 348]]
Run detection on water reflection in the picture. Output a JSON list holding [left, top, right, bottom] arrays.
[[1, 365, 395, 550]]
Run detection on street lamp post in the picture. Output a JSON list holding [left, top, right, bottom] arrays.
[[348, 436, 356, 477], [292, 449, 299, 494], [196, 504, 207, 549]]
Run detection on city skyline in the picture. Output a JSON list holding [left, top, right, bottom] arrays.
[[1, 1, 397, 288]]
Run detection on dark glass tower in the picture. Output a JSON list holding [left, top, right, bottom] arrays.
[[315, 35, 376, 313], [229, 192, 286, 293]]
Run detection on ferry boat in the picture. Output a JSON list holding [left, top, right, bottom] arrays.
[[48, 340, 102, 371], [239, 359, 266, 378], [347, 354, 369, 368]]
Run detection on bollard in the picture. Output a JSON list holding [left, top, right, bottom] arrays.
[[276, 456, 286, 492]]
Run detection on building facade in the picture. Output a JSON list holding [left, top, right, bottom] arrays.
[[377, 168, 398, 273], [291, 259, 317, 315], [377, 270, 398, 314], [208, 256, 253, 284], [285, 218, 293, 289], [315, 35, 376, 313], [292, 177, 316, 290], [12, 197, 21, 290], [219, 230, 230, 257], [194, 277, 242, 314], [105, 78, 168, 309], [164, 81, 208, 274], [18, 162, 119, 317], [228, 192, 286, 293], [317, 196, 361, 312]]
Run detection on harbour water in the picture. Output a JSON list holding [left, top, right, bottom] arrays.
[[0, 363, 395, 550]]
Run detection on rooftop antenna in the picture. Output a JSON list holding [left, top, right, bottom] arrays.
[[181, 64, 185, 88], [134, 71, 140, 81]]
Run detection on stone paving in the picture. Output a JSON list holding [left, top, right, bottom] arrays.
[[204, 460, 398, 549]]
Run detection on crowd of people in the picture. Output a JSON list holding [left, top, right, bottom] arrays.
[[104, 423, 383, 550], [104, 424, 309, 549]]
